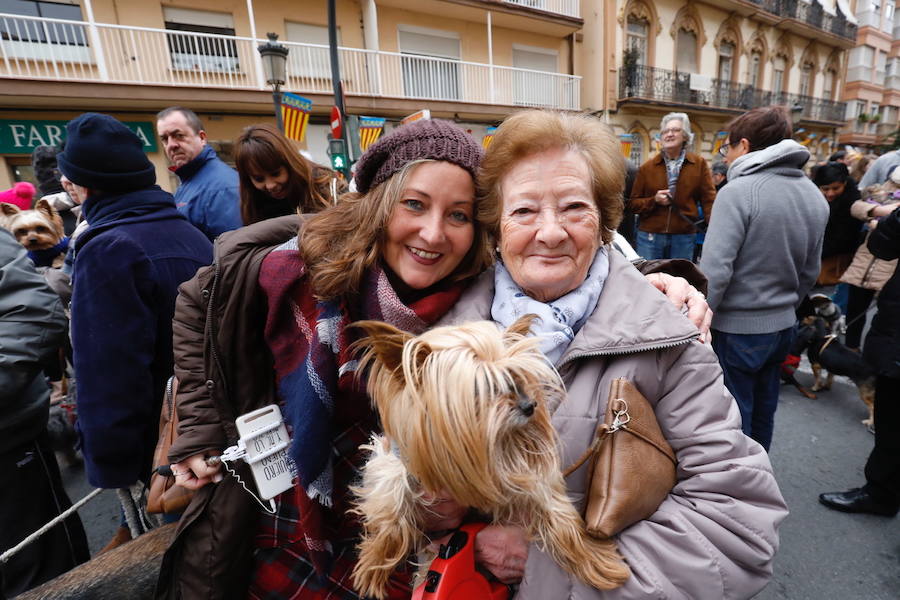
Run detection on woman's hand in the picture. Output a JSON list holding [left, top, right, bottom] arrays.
[[171, 452, 223, 490], [474, 525, 529, 584], [645, 273, 713, 342]]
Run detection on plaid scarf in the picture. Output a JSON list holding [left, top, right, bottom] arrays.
[[663, 148, 686, 201], [258, 237, 464, 577]]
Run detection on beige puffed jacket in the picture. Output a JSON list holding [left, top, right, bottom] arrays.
[[840, 199, 898, 290], [437, 248, 789, 600]]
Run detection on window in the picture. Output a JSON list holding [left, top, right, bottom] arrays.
[[629, 132, 644, 165], [873, 0, 882, 14], [512, 45, 559, 107], [772, 56, 786, 96], [717, 42, 734, 81], [876, 50, 887, 84], [626, 16, 648, 65], [0, 0, 88, 61], [885, 0, 895, 30], [398, 26, 460, 100], [847, 45, 875, 81], [870, 102, 880, 133], [164, 8, 238, 73], [285, 22, 339, 80], [748, 50, 762, 87], [799, 62, 813, 96], [823, 69, 835, 100], [675, 29, 697, 73]]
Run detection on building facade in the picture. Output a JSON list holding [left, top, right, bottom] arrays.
[[0, 0, 582, 189], [585, 0, 855, 167], [839, 0, 898, 149]]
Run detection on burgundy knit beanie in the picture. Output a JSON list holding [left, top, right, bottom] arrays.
[[353, 119, 483, 194]]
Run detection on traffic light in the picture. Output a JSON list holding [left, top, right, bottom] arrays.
[[328, 138, 349, 176]]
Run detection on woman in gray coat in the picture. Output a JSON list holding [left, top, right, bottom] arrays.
[[434, 110, 788, 599]]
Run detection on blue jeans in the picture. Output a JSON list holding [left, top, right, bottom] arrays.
[[711, 327, 795, 451], [636, 231, 696, 261]]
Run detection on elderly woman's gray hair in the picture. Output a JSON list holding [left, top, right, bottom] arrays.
[[660, 112, 695, 145]]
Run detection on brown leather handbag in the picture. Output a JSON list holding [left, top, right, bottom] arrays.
[[147, 376, 194, 515], [564, 378, 677, 538]]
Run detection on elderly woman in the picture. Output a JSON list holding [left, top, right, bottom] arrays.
[[158, 116, 711, 600], [629, 112, 716, 261], [436, 110, 787, 598]]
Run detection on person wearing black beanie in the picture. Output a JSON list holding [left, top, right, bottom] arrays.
[[59, 113, 213, 542], [57, 113, 157, 193]]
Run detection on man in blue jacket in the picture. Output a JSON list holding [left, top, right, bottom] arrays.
[[156, 106, 242, 240], [58, 113, 212, 498]]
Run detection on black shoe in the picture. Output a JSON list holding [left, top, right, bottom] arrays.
[[819, 488, 899, 517]]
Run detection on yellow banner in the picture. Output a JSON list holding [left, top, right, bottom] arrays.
[[482, 126, 497, 149], [281, 93, 312, 143], [359, 116, 386, 151]]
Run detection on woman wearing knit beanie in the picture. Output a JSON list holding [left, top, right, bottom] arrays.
[[161, 117, 491, 600]]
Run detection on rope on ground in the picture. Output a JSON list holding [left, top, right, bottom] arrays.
[[0, 487, 105, 564]]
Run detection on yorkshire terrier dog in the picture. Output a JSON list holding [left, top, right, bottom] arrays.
[[350, 316, 629, 599], [1, 198, 69, 268]]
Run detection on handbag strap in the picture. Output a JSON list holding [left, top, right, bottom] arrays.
[[563, 424, 610, 477]]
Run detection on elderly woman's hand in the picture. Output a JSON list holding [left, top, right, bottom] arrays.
[[474, 525, 529, 584], [645, 273, 712, 342]]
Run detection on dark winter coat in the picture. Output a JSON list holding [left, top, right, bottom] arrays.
[[821, 178, 862, 260], [0, 229, 67, 454], [70, 187, 212, 489], [863, 206, 900, 378], [174, 145, 242, 240], [156, 216, 298, 600]]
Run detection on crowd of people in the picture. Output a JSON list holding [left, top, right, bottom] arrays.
[[1, 103, 897, 600]]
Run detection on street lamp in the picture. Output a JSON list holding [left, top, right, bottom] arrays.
[[258, 32, 289, 132]]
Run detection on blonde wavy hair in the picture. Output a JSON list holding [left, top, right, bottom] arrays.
[[300, 159, 495, 300], [478, 110, 624, 245]]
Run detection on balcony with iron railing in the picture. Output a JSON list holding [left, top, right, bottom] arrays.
[[619, 65, 847, 124], [739, 0, 857, 41], [0, 13, 581, 111]]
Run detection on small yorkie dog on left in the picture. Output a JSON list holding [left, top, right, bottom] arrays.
[[350, 316, 629, 599], [1, 198, 68, 268]]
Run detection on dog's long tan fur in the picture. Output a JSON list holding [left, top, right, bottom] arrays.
[[350, 316, 629, 599]]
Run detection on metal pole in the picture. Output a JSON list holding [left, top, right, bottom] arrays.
[[273, 84, 284, 132], [328, 0, 348, 147]]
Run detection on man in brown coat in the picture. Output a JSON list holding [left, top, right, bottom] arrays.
[[630, 112, 716, 260]]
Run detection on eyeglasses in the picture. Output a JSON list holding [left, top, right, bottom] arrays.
[[661, 128, 683, 136], [718, 142, 731, 157]]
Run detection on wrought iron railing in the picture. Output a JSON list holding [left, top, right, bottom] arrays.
[[619, 65, 847, 124], [745, 0, 857, 41]]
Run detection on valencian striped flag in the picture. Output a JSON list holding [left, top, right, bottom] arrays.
[[281, 93, 312, 143], [712, 131, 728, 156], [618, 133, 634, 158], [482, 126, 497, 149], [359, 116, 386, 152]]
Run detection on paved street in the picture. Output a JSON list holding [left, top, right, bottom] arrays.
[[61, 369, 899, 598]]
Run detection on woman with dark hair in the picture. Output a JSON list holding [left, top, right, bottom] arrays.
[[812, 161, 863, 288], [234, 124, 338, 224]]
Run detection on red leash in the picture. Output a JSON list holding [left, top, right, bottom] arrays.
[[412, 523, 510, 600]]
